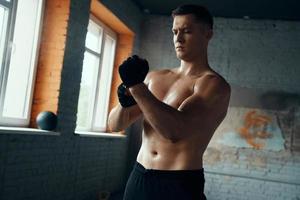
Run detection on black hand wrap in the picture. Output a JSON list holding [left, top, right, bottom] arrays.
[[117, 83, 137, 107], [118, 55, 149, 88]]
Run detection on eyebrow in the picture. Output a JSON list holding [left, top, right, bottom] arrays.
[[172, 26, 191, 31]]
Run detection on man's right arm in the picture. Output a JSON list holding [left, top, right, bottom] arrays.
[[107, 99, 142, 132]]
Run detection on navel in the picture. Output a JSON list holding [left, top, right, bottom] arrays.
[[151, 150, 158, 156]]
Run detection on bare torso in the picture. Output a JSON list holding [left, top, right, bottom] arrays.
[[136, 67, 229, 170]]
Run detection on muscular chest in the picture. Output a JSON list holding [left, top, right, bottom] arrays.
[[148, 77, 195, 109]]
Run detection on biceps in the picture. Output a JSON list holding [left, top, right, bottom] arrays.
[[178, 94, 213, 128], [178, 93, 206, 113]]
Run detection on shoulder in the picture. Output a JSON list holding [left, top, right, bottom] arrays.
[[144, 68, 175, 85], [194, 72, 231, 100]]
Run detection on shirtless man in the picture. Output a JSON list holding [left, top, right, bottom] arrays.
[[108, 4, 231, 200]]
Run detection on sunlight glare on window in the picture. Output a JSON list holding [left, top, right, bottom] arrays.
[[94, 35, 116, 129], [3, 0, 41, 118], [76, 51, 100, 128], [85, 19, 102, 53], [0, 6, 8, 77]]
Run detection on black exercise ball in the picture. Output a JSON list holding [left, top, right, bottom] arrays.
[[36, 111, 57, 131]]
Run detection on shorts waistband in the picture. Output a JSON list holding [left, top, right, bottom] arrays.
[[133, 161, 204, 179]]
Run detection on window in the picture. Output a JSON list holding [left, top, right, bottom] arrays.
[[76, 15, 117, 133], [0, 0, 44, 127]]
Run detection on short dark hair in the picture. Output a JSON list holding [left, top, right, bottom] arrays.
[[172, 4, 213, 29]]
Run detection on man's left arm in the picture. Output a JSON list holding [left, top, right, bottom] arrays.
[[129, 75, 231, 142]]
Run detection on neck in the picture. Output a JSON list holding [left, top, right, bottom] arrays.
[[179, 53, 210, 76]]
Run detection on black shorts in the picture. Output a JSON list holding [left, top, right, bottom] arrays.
[[123, 161, 207, 200]]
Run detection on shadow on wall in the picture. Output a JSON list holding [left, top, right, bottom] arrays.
[[260, 91, 300, 110], [229, 85, 300, 110]]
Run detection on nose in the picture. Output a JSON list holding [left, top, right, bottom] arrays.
[[175, 32, 184, 43]]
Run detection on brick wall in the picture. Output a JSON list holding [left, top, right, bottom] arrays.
[[140, 15, 300, 92], [0, 0, 143, 200], [100, 0, 144, 55], [30, 0, 69, 127]]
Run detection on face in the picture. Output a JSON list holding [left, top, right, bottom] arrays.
[[172, 14, 212, 61]]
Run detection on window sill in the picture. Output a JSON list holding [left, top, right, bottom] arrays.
[[0, 126, 60, 136], [0, 127, 126, 138], [74, 131, 126, 138]]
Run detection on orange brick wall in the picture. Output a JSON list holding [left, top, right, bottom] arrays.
[[30, 0, 70, 127]]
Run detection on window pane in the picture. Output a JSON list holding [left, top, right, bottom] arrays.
[[76, 51, 100, 129], [94, 34, 116, 129], [0, 5, 8, 77], [85, 19, 102, 53], [3, 0, 42, 118]]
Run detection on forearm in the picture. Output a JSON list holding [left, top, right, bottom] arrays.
[[129, 83, 184, 141], [107, 104, 142, 132]]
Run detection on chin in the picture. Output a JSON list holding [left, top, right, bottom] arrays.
[[176, 51, 185, 58], [176, 52, 190, 61]]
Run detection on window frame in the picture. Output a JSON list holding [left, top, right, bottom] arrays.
[[0, 0, 45, 127], [0, 0, 17, 124], [75, 14, 117, 134]]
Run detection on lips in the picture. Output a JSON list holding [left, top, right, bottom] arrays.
[[176, 46, 184, 50]]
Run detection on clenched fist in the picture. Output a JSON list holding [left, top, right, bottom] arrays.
[[118, 55, 149, 88]]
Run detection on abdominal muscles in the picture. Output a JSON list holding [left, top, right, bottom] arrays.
[[136, 123, 205, 170]]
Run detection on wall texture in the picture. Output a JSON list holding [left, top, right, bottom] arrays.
[[30, 0, 69, 127], [0, 0, 143, 200], [100, 0, 144, 55]]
